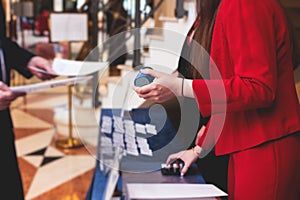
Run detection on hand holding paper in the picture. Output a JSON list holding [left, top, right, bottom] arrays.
[[0, 81, 25, 110], [27, 56, 57, 80], [29, 58, 108, 76]]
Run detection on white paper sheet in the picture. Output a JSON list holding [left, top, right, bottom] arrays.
[[29, 58, 108, 76], [10, 76, 92, 93], [126, 183, 227, 199]]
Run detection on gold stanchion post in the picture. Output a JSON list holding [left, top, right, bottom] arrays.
[[55, 42, 84, 149], [56, 85, 84, 148]]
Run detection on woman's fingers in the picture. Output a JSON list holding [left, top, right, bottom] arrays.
[[166, 152, 180, 165], [180, 160, 192, 176], [165, 149, 199, 176], [140, 68, 162, 78]]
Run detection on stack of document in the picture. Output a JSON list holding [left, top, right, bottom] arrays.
[[11, 58, 108, 93], [126, 183, 227, 200], [28, 58, 108, 76], [10, 76, 92, 94]]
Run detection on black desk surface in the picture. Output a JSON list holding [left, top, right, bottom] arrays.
[[122, 163, 205, 199]]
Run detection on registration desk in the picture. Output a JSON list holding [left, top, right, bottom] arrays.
[[85, 108, 207, 200], [87, 158, 205, 200]]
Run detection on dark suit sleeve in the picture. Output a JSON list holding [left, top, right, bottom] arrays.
[[2, 37, 34, 79]]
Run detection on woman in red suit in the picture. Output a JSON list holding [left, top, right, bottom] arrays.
[[134, 0, 300, 199]]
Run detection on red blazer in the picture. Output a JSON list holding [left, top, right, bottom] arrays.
[[193, 0, 300, 155]]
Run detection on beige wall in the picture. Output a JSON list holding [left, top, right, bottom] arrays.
[[280, 0, 300, 7], [154, 0, 176, 27], [296, 82, 300, 103]]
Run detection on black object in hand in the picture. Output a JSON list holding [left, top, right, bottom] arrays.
[[161, 159, 184, 176], [134, 67, 155, 87]]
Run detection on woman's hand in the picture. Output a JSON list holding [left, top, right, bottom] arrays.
[[133, 83, 176, 103], [133, 68, 182, 103], [0, 82, 25, 110], [166, 146, 202, 176], [27, 56, 57, 80]]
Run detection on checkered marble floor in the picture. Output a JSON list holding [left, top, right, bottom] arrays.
[[11, 87, 98, 200]]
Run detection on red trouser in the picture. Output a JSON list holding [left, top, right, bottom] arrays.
[[228, 132, 300, 200]]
